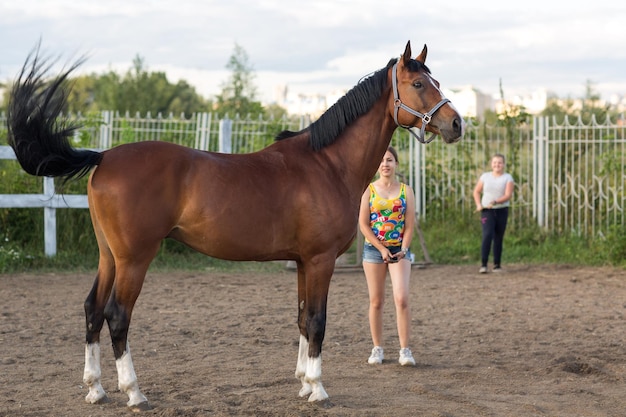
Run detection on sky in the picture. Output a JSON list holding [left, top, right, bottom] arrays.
[[1, 0, 625, 104]]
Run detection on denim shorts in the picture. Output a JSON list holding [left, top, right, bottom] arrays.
[[362, 243, 410, 264]]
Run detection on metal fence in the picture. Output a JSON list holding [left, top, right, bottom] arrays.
[[1, 110, 624, 248], [67, 110, 311, 152], [535, 115, 626, 237], [400, 114, 626, 238], [393, 119, 537, 231]]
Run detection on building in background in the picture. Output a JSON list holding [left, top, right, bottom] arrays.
[[271, 83, 626, 120], [442, 85, 493, 119], [273, 85, 329, 119]]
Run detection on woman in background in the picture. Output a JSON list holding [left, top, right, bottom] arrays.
[[473, 153, 515, 273]]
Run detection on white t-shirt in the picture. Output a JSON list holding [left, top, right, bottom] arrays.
[[479, 172, 514, 208]]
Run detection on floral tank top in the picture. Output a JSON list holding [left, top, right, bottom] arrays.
[[367, 183, 407, 246]]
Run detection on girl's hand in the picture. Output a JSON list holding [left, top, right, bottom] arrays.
[[379, 248, 394, 263]]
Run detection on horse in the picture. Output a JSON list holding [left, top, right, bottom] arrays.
[[7, 41, 464, 411]]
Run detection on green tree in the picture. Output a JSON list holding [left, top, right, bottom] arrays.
[[115, 55, 206, 115], [264, 103, 289, 120], [492, 79, 528, 182], [580, 79, 611, 123], [66, 75, 98, 113], [214, 43, 263, 117], [541, 94, 575, 123], [541, 80, 619, 124], [0, 80, 7, 112], [64, 55, 209, 116]]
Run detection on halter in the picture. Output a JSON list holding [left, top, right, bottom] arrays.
[[391, 62, 450, 144]]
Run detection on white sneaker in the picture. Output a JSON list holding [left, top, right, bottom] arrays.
[[479, 266, 488, 274], [368, 346, 384, 364], [399, 348, 416, 366]]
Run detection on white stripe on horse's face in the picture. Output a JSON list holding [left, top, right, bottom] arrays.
[[424, 72, 465, 137], [425, 73, 445, 98]]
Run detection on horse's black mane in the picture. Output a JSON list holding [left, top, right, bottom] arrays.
[[275, 57, 430, 151]]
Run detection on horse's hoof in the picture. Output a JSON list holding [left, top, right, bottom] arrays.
[[93, 395, 111, 405], [298, 384, 313, 398], [128, 401, 152, 412], [307, 385, 329, 402], [84, 383, 109, 405], [315, 398, 334, 409], [85, 392, 110, 405]]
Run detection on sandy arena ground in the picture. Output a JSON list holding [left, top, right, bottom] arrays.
[[1, 263, 626, 416]]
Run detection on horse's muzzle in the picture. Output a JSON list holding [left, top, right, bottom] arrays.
[[441, 116, 465, 143]]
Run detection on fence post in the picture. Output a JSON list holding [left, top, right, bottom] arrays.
[[533, 116, 548, 228], [195, 112, 211, 151], [408, 131, 414, 190], [219, 118, 232, 154], [299, 115, 311, 130], [413, 132, 424, 218], [100, 110, 112, 149], [43, 177, 57, 257]]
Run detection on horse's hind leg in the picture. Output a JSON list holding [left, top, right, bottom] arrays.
[[105, 257, 157, 412], [83, 250, 115, 404]]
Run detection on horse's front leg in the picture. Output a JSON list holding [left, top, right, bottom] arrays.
[[304, 340, 328, 402], [295, 260, 333, 402], [295, 265, 313, 397], [295, 334, 313, 397]]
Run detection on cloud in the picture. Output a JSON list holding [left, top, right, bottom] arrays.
[[1, 0, 625, 102]]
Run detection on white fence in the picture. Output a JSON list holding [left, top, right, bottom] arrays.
[[0, 146, 88, 256], [0, 111, 625, 256]]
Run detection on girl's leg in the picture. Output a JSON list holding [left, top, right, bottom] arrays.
[[388, 259, 412, 349], [363, 262, 389, 347], [481, 210, 495, 267], [492, 207, 509, 267]]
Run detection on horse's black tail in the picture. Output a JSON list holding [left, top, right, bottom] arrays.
[[7, 46, 103, 182]]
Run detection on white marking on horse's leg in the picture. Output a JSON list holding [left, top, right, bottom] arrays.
[[305, 355, 328, 402], [83, 343, 107, 403], [295, 335, 312, 397], [115, 343, 148, 408]]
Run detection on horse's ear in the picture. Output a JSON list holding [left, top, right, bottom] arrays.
[[402, 41, 412, 65], [415, 44, 428, 64]]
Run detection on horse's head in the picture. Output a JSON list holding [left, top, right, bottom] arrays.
[[389, 41, 464, 144]]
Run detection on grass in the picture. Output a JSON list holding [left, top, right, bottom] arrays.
[[420, 213, 626, 268], [1, 212, 624, 274], [0, 239, 286, 275]]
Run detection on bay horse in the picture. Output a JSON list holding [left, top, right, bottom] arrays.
[[7, 41, 464, 411]]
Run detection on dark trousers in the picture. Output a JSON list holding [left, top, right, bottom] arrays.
[[480, 207, 509, 267]]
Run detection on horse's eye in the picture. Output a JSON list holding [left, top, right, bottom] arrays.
[[413, 81, 422, 88]]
